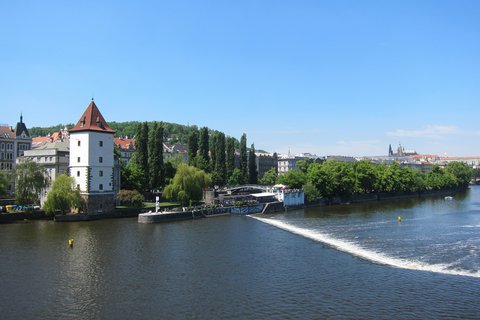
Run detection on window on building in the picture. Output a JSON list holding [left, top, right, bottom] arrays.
[[99, 157, 103, 163], [99, 184, 103, 190], [77, 184, 80, 190], [99, 170, 103, 177], [99, 141, 103, 147], [78, 141, 81, 146], [0, 143, 4, 150], [77, 171, 80, 177], [77, 157, 80, 163]]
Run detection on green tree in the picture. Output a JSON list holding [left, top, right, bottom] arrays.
[[0, 171, 7, 196], [445, 162, 473, 188], [307, 161, 355, 199], [187, 128, 199, 166], [148, 122, 164, 190], [212, 132, 226, 186], [297, 159, 313, 173], [278, 169, 306, 189], [148, 122, 158, 189], [121, 161, 143, 191], [354, 160, 379, 193], [117, 189, 144, 207], [226, 137, 235, 180], [43, 174, 84, 215], [424, 165, 457, 190], [198, 127, 210, 172], [239, 133, 248, 184], [228, 168, 243, 186], [134, 122, 149, 191], [259, 168, 277, 186], [303, 182, 322, 203], [248, 143, 258, 184], [13, 160, 50, 205], [163, 163, 211, 206]]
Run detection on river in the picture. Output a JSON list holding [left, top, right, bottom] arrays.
[[1, 187, 480, 319]]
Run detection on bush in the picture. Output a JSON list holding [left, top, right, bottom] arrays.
[[117, 189, 144, 207]]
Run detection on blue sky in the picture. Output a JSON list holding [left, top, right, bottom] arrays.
[[1, 0, 479, 156]]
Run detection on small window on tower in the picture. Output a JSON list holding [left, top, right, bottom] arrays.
[[99, 141, 103, 147], [77, 184, 80, 190], [78, 141, 81, 147], [99, 170, 103, 177], [99, 184, 103, 190], [99, 157, 103, 163], [77, 171, 80, 177], [77, 157, 80, 163]]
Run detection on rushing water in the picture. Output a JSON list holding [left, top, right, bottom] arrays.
[[1, 187, 480, 319]]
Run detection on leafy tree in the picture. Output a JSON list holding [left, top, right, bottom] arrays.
[[445, 162, 473, 188], [354, 160, 379, 193], [121, 161, 143, 191], [424, 165, 457, 190], [226, 137, 235, 180], [248, 143, 258, 184], [306, 161, 355, 199], [259, 168, 277, 186], [148, 122, 158, 189], [13, 160, 50, 205], [117, 189, 144, 207], [43, 174, 84, 215], [0, 171, 7, 196], [303, 182, 322, 203], [134, 122, 149, 191], [187, 128, 199, 166], [297, 159, 313, 173], [163, 163, 211, 206], [148, 122, 164, 190], [278, 169, 306, 189], [239, 133, 248, 185], [198, 127, 210, 172], [228, 168, 243, 186], [212, 132, 226, 186]]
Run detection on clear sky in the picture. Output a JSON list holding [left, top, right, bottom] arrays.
[[1, 0, 479, 156]]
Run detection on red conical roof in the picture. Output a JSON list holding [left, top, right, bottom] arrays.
[[70, 100, 115, 134]]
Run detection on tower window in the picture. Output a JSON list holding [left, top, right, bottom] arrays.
[[77, 157, 81, 163], [99, 170, 103, 177], [99, 141, 103, 147], [99, 156, 103, 163], [77, 171, 80, 177], [78, 141, 81, 147], [99, 184, 103, 190]]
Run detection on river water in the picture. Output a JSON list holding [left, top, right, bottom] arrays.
[[1, 187, 480, 319]]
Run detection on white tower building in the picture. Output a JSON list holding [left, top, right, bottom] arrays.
[[69, 100, 116, 214]]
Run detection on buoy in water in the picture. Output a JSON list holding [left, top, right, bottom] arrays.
[[68, 239, 74, 248], [397, 216, 402, 222]]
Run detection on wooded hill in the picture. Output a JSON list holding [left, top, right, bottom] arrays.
[[29, 121, 268, 153]]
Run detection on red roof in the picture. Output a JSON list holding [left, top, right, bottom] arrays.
[[114, 137, 135, 150], [0, 126, 15, 139], [70, 100, 115, 134]]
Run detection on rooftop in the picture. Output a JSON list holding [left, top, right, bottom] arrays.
[[70, 100, 115, 134]]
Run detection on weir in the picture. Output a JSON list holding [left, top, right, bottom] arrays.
[[251, 216, 480, 279]]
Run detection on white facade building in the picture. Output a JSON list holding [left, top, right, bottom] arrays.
[[69, 100, 116, 214]]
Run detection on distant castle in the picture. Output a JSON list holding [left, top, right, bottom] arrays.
[[388, 144, 417, 157]]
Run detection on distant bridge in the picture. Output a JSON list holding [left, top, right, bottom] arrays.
[[225, 185, 268, 195]]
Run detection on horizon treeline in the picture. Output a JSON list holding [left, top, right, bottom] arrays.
[[278, 159, 474, 203]]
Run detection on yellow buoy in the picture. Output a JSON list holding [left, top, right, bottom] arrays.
[[397, 216, 402, 222], [68, 239, 74, 248]]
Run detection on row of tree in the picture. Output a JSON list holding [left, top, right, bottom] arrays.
[[121, 122, 259, 194], [276, 160, 473, 202], [187, 128, 258, 186]]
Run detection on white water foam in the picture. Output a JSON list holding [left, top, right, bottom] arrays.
[[252, 216, 480, 279]]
